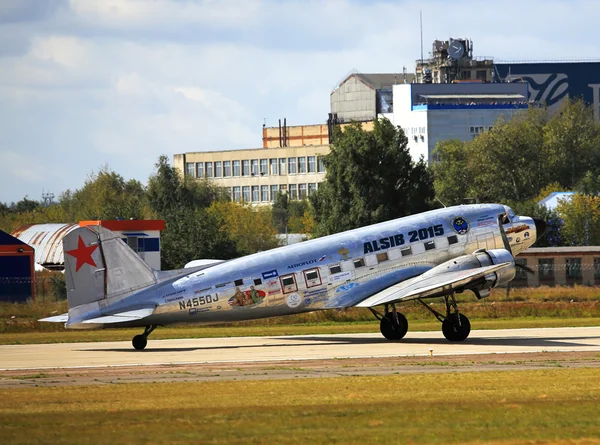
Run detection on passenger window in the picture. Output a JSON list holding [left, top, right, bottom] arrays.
[[424, 241, 436, 251], [448, 235, 458, 245], [329, 264, 342, 274], [253, 278, 262, 286], [401, 247, 412, 256], [376, 252, 388, 263], [280, 274, 298, 294], [353, 258, 365, 268], [234, 279, 243, 286], [304, 268, 322, 288]]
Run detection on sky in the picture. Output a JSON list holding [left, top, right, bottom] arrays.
[[1, 0, 599, 204]]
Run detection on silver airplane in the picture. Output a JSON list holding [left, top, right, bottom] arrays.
[[41, 204, 545, 350]]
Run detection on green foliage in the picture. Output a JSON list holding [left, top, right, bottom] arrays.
[[49, 274, 67, 301], [311, 118, 435, 236], [556, 194, 600, 245], [147, 155, 239, 269], [432, 139, 471, 205], [209, 201, 278, 255], [66, 166, 148, 220], [434, 99, 600, 205], [271, 193, 311, 234]]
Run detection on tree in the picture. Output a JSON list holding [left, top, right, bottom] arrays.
[[432, 139, 471, 206], [209, 201, 278, 255], [310, 118, 435, 236], [544, 98, 600, 187], [433, 99, 600, 208], [67, 166, 148, 220], [556, 194, 600, 246]]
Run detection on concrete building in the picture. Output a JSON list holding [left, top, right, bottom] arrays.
[[513, 246, 600, 287], [174, 145, 328, 204], [330, 72, 415, 123], [387, 82, 530, 163]]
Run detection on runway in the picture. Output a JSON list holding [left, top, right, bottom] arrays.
[[1, 326, 600, 371]]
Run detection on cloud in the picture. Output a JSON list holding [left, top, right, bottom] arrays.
[[1, 0, 599, 203]]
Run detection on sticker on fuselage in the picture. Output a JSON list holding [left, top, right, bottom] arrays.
[[286, 293, 302, 308]]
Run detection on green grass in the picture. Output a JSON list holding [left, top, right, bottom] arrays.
[[1, 369, 599, 444]]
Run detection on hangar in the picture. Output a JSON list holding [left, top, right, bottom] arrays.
[[11, 220, 165, 271]]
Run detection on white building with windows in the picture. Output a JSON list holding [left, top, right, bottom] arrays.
[[385, 82, 530, 163], [174, 145, 328, 204]]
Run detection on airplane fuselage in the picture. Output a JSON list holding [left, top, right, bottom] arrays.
[[73, 204, 537, 329]]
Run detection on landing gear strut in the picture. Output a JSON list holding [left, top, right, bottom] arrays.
[[132, 325, 157, 350], [370, 304, 408, 340], [418, 294, 471, 342]]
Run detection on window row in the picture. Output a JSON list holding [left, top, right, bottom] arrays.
[[185, 156, 326, 179], [469, 125, 493, 135], [225, 183, 319, 203]]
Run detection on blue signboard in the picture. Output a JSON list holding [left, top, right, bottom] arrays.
[[494, 62, 600, 120]]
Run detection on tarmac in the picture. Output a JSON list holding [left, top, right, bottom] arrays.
[[1, 326, 600, 371]]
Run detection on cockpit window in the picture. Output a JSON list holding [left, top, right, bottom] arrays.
[[502, 206, 516, 224], [501, 206, 515, 224]]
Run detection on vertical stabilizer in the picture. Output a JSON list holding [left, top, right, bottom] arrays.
[[63, 226, 157, 310]]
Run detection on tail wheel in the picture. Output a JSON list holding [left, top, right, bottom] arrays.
[[380, 312, 408, 340], [442, 313, 471, 342]]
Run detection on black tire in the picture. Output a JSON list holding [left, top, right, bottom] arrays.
[[379, 312, 408, 340], [132, 335, 147, 350], [442, 313, 471, 342]]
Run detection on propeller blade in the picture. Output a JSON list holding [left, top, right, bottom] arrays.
[[516, 262, 535, 275]]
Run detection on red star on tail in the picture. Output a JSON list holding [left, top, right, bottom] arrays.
[[65, 235, 98, 272]]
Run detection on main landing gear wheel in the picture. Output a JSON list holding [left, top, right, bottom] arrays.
[[370, 304, 408, 340], [132, 335, 147, 350], [442, 313, 471, 342], [380, 312, 408, 340], [132, 325, 157, 350], [417, 293, 472, 342]]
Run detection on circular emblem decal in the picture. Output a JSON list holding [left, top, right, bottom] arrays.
[[452, 217, 469, 235], [286, 293, 302, 308]]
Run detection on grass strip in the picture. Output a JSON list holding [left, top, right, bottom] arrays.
[[0, 369, 599, 444]]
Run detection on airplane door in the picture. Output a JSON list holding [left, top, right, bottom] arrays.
[[476, 232, 496, 250]]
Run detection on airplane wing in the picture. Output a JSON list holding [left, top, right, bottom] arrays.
[[355, 262, 511, 308], [79, 308, 155, 324], [39, 313, 69, 323], [38, 308, 155, 324]]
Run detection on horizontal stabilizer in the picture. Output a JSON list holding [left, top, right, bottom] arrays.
[[356, 262, 511, 308], [38, 313, 69, 323], [80, 307, 155, 324]]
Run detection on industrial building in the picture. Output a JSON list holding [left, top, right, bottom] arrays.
[[494, 61, 600, 122], [174, 145, 328, 204], [0, 230, 35, 302], [12, 220, 165, 271], [174, 37, 600, 199]]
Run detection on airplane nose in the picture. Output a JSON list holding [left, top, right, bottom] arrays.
[[533, 218, 547, 238]]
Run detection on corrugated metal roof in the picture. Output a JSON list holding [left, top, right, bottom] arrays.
[[350, 73, 416, 90], [11, 223, 79, 266]]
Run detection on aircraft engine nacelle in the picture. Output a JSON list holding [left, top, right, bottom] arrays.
[[422, 248, 516, 299]]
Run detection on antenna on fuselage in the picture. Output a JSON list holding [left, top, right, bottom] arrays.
[[435, 197, 447, 208]]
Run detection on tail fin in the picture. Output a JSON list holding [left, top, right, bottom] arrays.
[[64, 225, 157, 309]]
